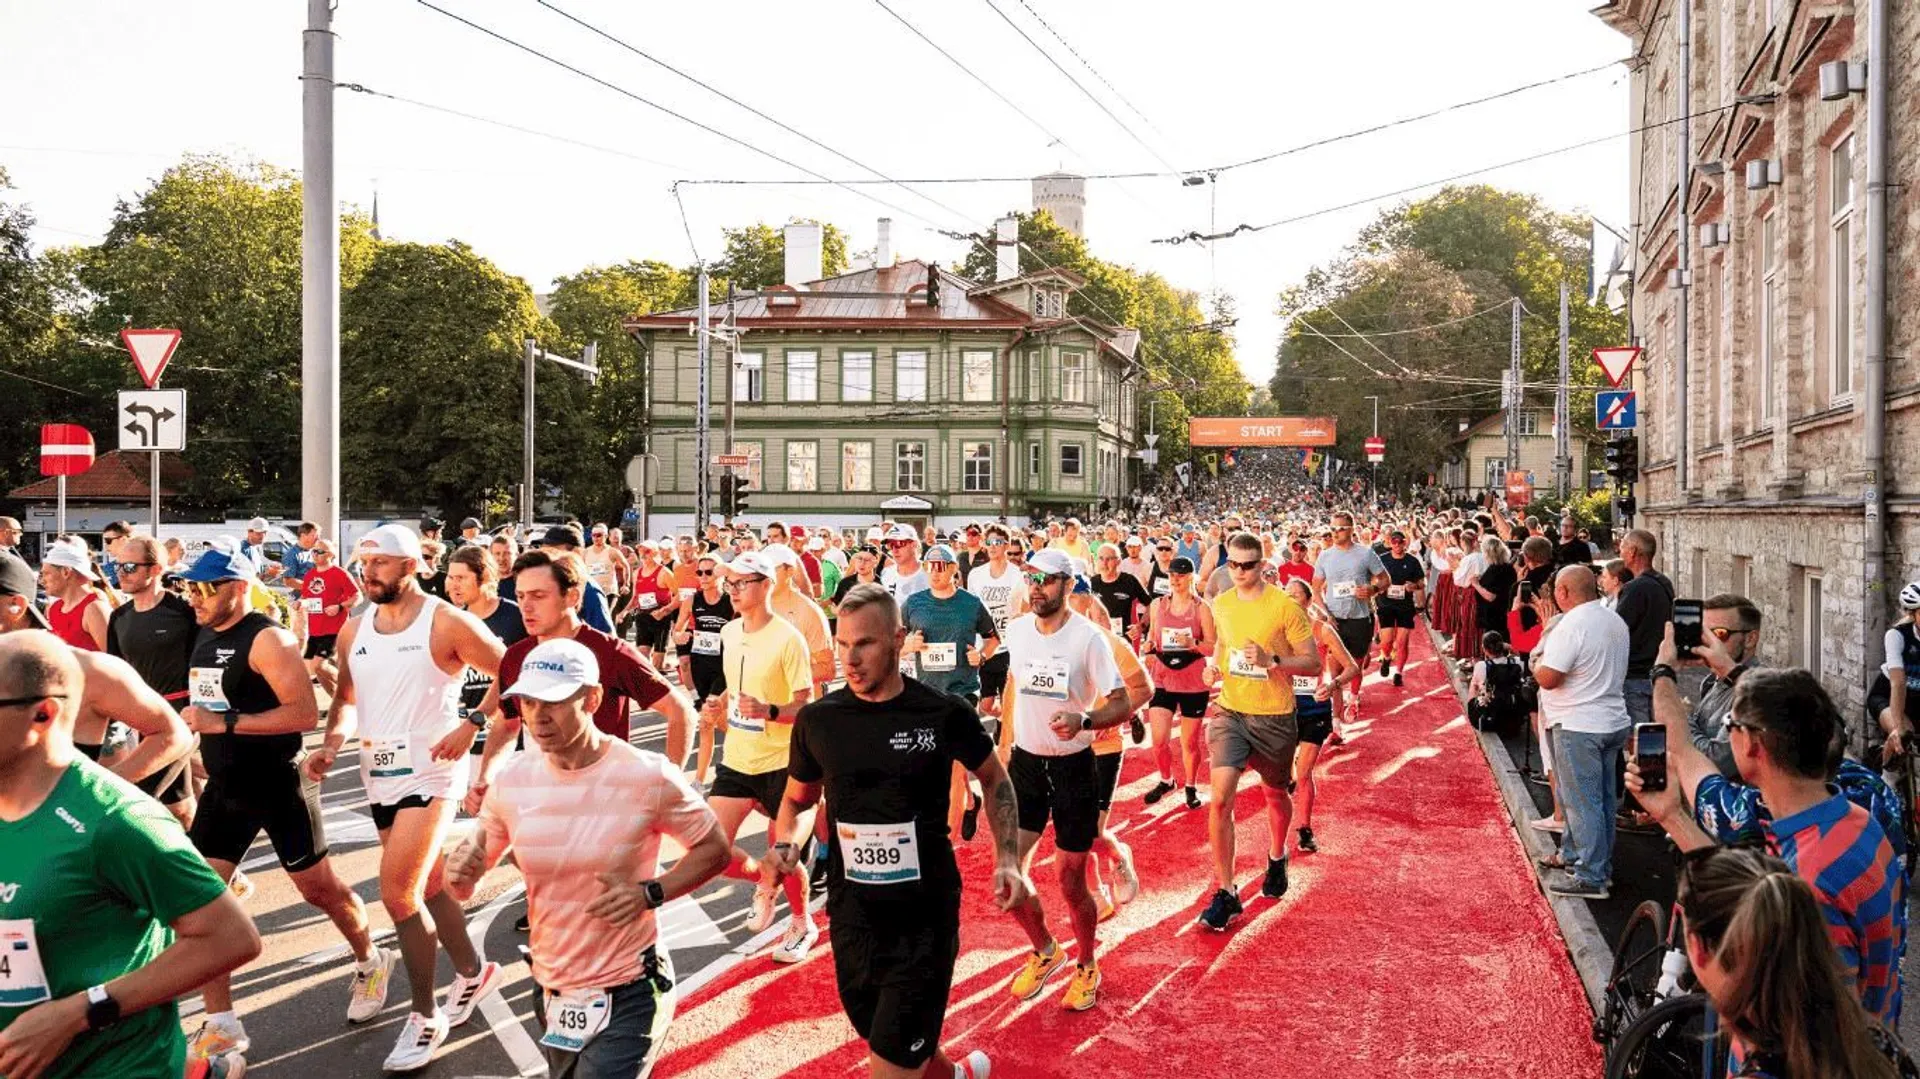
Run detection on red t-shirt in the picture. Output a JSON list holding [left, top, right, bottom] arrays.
[[1274, 561, 1314, 588], [800, 551, 822, 587], [302, 565, 359, 637], [498, 625, 670, 738]]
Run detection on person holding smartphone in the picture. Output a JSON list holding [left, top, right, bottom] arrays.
[[1663, 595, 1767, 779]]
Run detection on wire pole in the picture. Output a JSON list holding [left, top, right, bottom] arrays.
[[300, 0, 340, 537], [1556, 279, 1571, 499], [694, 266, 710, 531], [1506, 297, 1522, 498], [1675, 0, 1692, 492], [522, 338, 536, 526]]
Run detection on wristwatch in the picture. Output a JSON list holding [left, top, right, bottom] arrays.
[[1079, 712, 1095, 731], [223, 712, 239, 735], [641, 880, 666, 910], [85, 984, 120, 1031], [1649, 664, 1678, 684], [768, 703, 781, 721], [465, 709, 488, 730]]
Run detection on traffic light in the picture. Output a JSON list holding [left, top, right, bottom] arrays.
[[734, 474, 752, 517], [721, 473, 752, 519], [1604, 437, 1641, 482]]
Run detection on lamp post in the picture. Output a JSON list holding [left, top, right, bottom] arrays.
[[1365, 395, 1380, 507]]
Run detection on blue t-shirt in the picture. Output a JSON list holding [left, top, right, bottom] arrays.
[[581, 580, 614, 634], [900, 589, 998, 699], [1313, 542, 1388, 621], [280, 544, 317, 584]]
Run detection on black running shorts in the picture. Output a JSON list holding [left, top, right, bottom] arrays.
[[189, 761, 329, 872], [1094, 750, 1123, 812], [709, 764, 787, 818], [1148, 688, 1209, 717], [1008, 747, 1098, 853], [1375, 604, 1416, 630], [833, 917, 960, 1070], [978, 652, 1010, 698]]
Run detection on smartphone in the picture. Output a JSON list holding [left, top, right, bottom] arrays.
[[1518, 580, 1535, 603], [1673, 598, 1704, 652], [1633, 722, 1668, 792]]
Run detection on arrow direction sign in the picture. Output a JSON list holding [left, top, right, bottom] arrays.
[[1592, 346, 1640, 388], [1595, 390, 1638, 431], [118, 389, 186, 452], [121, 329, 182, 389]]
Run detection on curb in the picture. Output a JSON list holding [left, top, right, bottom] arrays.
[[1424, 620, 1611, 1015]]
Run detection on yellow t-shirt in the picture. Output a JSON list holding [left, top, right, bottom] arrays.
[[719, 616, 813, 776], [1211, 584, 1313, 716], [1050, 537, 1092, 564], [1093, 623, 1151, 755], [770, 588, 831, 663]]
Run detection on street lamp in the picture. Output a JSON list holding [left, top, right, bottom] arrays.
[[1364, 394, 1380, 507]]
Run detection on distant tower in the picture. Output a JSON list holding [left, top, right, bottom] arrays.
[[371, 187, 382, 241], [1031, 170, 1085, 238]]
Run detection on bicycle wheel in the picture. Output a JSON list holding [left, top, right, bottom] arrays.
[[1604, 992, 1722, 1079], [1593, 899, 1668, 1047]]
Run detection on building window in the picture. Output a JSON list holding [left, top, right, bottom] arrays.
[[842, 441, 873, 492], [736, 441, 764, 489], [1483, 457, 1506, 494], [961, 350, 994, 402], [1028, 440, 1042, 485], [841, 351, 872, 403], [1062, 352, 1086, 403], [785, 350, 817, 402], [1027, 351, 1044, 400], [1830, 136, 1855, 398], [896, 441, 925, 492], [962, 441, 994, 492], [1516, 410, 1539, 436], [1793, 566, 1824, 679], [893, 350, 924, 402], [1061, 443, 1084, 477], [1732, 555, 1752, 601], [734, 352, 764, 403], [785, 441, 817, 491], [1759, 214, 1777, 424]]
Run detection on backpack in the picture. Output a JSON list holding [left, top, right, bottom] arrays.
[[1470, 656, 1528, 732]]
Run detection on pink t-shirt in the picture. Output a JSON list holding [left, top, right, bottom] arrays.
[[477, 740, 717, 992]]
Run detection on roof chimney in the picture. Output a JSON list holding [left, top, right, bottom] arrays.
[[875, 217, 893, 268], [784, 222, 823, 287], [995, 215, 1019, 283]]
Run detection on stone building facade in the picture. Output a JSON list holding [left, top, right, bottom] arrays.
[[1593, 0, 1920, 723]]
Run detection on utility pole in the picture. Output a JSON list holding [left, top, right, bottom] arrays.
[[1506, 297, 1522, 494], [1366, 394, 1379, 507], [521, 339, 600, 528], [694, 267, 710, 530], [1675, 0, 1692, 493], [1556, 279, 1571, 499], [300, 0, 339, 538]]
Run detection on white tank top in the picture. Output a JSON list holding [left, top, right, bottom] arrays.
[[349, 594, 468, 805]]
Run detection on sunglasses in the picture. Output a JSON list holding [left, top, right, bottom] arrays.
[[117, 561, 157, 574], [1025, 572, 1068, 586], [1227, 558, 1263, 571], [184, 580, 235, 598], [726, 575, 768, 588], [1707, 626, 1751, 641], [0, 693, 67, 712], [986, 538, 1007, 546], [695, 569, 715, 577]]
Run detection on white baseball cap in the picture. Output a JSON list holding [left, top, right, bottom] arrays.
[[1026, 549, 1075, 577], [884, 523, 918, 543], [758, 543, 802, 570], [865, 526, 884, 541], [804, 535, 825, 551], [723, 551, 778, 578], [504, 638, 600, 702], [246, 517, 270, 532], [356, 524, 424, 561], [41, 539, 97, 579]]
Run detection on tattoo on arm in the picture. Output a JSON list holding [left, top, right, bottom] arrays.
[[988, 775, 1020, 861]]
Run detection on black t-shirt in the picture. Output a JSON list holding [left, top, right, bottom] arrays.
[[787, 680, 994, 927], [106, 592, 197, 704], [191, 612, 303, 780], [1614, 570, 1675, 676], [1517, 562, 1556, 631], [1378, 553, 1425, 606], [1090, 572, 1151, 629], [461, 599, 528, 709], [1553, 538, 1594, 568], [1476, 563, 1518, 628], [833, 573, 881, 605]]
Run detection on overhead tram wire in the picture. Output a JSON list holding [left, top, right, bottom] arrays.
[[1012, 0, 1169, 139], [1327, 305, 1418, 377], [334, 81, 694, 173], [1280, 298, 1515, 338]]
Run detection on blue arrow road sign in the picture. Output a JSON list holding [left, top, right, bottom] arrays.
[[1596, 390, 1638, 430]]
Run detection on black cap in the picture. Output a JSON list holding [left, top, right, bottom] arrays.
[[459, 517, 482, 531], [0, 551, 49, 629], [538, 524, 584, 550], [1169, 556, 1196, 574], [420, 517, 444, 533]]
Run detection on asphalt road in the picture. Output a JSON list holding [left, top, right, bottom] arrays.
[[178, 707, 791, 1078]]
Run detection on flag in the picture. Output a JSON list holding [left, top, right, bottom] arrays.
[[1303, 449, 1322, 473], [1204, 453, 1218, 477], [1223, 450, 1236, 470], [1174, 462, 1192, 487]]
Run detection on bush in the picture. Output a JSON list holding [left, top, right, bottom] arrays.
[[1528, 489, 1614, 536]]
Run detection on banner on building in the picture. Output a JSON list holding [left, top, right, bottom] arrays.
[[1188, 416, 1338, 447]]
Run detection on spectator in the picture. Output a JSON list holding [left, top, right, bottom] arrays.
[[1598, 559, 1633, 610], [1552, 517, 1594, 569], [1529, 565, 1630, 900], [1510, 537, 1556, 655], [0, 516, 20, 556], [1613, 528, 1673, 728], [1470, 535, 1516, 647], [1677, 594, 1766, 779]]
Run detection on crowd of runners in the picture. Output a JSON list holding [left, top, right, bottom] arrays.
[[3, 452, 1914, 1079]]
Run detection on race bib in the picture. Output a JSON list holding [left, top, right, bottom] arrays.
[[922, 643, 957, 672], [189, 667, 230, 712], [678, 587, 696, 603], [302, 597, 324, 614], [1226, 650, 1270, 681], [837, 821, 922, 885], [691, 631, 722, 656], [0, 920, 50, 1007], [1108, 616, 1123, 634], [363, 736, 413, 780], [1021, 658, 1071, 701], [1386, 585, 1407, 600], [1152, 578, 1172, 595], [1160, 627, 1195, 652], [1291, 675, 1318, 694], [1328, 581, 1357, 600], [540, 987, 612, 1052], [728, 705, 766, 734], [638, 593, 658, 610]]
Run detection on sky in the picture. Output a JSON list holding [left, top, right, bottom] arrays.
[[1, 0, 1633, 388]]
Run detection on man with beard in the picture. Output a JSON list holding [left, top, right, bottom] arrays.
[[302, 525, 508, 1072]]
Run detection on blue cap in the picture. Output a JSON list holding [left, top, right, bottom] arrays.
[[1072, 574, 1092, 595], [178, 546, 257, 584], [923, 544, 957, 564]]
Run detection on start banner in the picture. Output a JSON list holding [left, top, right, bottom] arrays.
[[1188, 416, 1338, 447]]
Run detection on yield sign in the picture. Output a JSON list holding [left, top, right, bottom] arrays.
[[121, 328, 182, 388], [1592, 346, 1640, 388]]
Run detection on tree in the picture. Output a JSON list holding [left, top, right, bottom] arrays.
[[0, 168, 80, 487], [341, 241, 570, 518], [715, 220, 849, 290]]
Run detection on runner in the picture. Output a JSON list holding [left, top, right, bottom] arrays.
[[627, 542, 678, 670], [1281, 579, 1358, 854], [880, 524, 930, 602], [300, 524, 508, 1072], [535, 526, 617, 634], [0, 631, 260, 1079], [445, 637, 730, 1079], [767, 583, 1024, 1079], [1066, 578, 1152, 922], [1141, 556, 1213, 810], [41, 540, 109, 651], [172, 546, 390, 1064], [1200, 530, 1320, 931], [297, 539, 359, 696], [997, 549, 1132, 1011], [1312, 512, 1387, 715], [1375, 529, 1426, 687], [672, 552, 732, 786], [900, 544, 999, 841], [763, 544, 836, 695], [964, 525, 1025, 728], [101, 535, 201, 823]]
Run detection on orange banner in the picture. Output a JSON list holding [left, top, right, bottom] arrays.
[[1187, 416, 1338, 447]]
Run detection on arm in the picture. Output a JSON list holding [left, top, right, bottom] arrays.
[[653, 684, 696, 766], [969, 750, 1033, 910], [86, 655, 191, 783], [428, 607, 508, 761], [301, 619, 359, 780], [768, 775, 824, 857], [1081, 686, 1134, 731], [82, 600, 110, 650], [227, 626, 322, 736]]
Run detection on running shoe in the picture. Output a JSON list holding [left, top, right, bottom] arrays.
[[1546, 873, 1610, 900], [382, 1010, 449, 1073], [1128, 715, 1147, 745], [1061, 963, 1101, 1011], [1198, 888, 1243, 931], [1262, 856, 1290, 899], [1007, 944, 1068, 999], [187, 1054, 248, 1079], [961, 796, 980, 841], [346, 946, 397, 1023], [1529, 816, 1566, 833], [1096, 885, 1116, 923], [442, 960, 503, 1027], [188, 1018, 250, 1060], [746, 884, 779, 933], [808, 847, 832, 896], [1143, 780, 1176, 805], [513, 913, 530, 933], [956, 1049, 991, 1079], [1392, 672, 1403, 687], [1380, 658, 1391, 678], [1183, 785, 1202, 810], [769, 920, 818, 964], [1111, 842, 1140, 905], [1297, 827, 1318, 854], [228, 869, 255, 902]]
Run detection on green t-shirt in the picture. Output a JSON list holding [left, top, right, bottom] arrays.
[[0, 758, 230, 1079], [820, 559, 843, 606], [899, 588, 998, 698]]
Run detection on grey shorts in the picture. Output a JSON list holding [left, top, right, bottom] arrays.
[[1207, 708, 1299, 788]]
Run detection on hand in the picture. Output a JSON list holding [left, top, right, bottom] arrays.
[[1691, 630, 1737, 678], [0, 994, 85, 1079], [1241, 641, 1272, 669], [1888, 726, 1913, 761], [429, 722, 477, 763], [1531, 591, 1556, 623], [736, 694, 772, 721], [1353, 584, 1374, 601], [325, 604, 341, 617], [991, 862, 1034, 912], [966, 644, 983, 667], [1313, 684, 1332, 702], [583, 873, 650, 926], [462, 780, 489, 817], [903, 630, 926, 655], [1656, 621, 1698, 667], [674, 629, 692, 646], [302, 745, 337, 784], [700, 696, 727, 724], [1623, 759, 1681, 823], [444, 836, 489, 894], [1047, 709, 1087, 740], [767, 842, 804, 876], [182, 705, 225, 736]]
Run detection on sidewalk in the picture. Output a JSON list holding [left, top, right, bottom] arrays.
[[654, 629, 1603, 1077]]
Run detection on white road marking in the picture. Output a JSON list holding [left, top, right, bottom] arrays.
[[467, 883, 547, 1078]]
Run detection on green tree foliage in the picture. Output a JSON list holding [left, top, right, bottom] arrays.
[[341, 241, 570, 519], [715, 220, 849, 290], [0, 168, 80, 488], [1272, 184, 1627, 491]]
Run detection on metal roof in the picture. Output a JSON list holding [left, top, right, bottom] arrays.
[[624, 260, 1028, 329]]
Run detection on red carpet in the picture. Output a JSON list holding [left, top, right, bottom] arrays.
[[657, 630, 1603, 1078]]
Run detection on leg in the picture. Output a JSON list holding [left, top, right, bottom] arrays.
[[1291, 742, 1321, 831], [1179, 715, 1204, 787], [947, 761, 968, 838], [694, 712, 718, 787], [707, 796, 761, 881], [1393, 623, 1412, 670], [1148, 707, 1176, 783], [1005, 829, 1053, 953], [377, 802, 460, 1015], [1260, 780, 1293, 860], [1055, 850, 1099, 963], [1208, 766, 1242, 889], [195, 856, 244, 1016], [1555, 729, 1609, 888]]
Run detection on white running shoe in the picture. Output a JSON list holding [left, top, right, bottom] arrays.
[[745, 884, 778, 933], [228, 869, 255, 902], [769, 920, 818, 964], [442, 960, 503, 1028], [188, 1017, 250, 1060], [346, 947, 397, 1024], [1111, 842, 1140, 905], [956, 1049, 991, 1078], [381, 1010, 448, 1073]]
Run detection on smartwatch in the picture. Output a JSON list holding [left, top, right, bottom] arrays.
[[768, 704, 781, 722], [1079, 712, 1094, 731], [465, 709, 488, 730], [85, 985, 120, 1031], [641, 880, 666, 909], [1649, 664, 1678, 684], [223, 712, 239, 735]]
